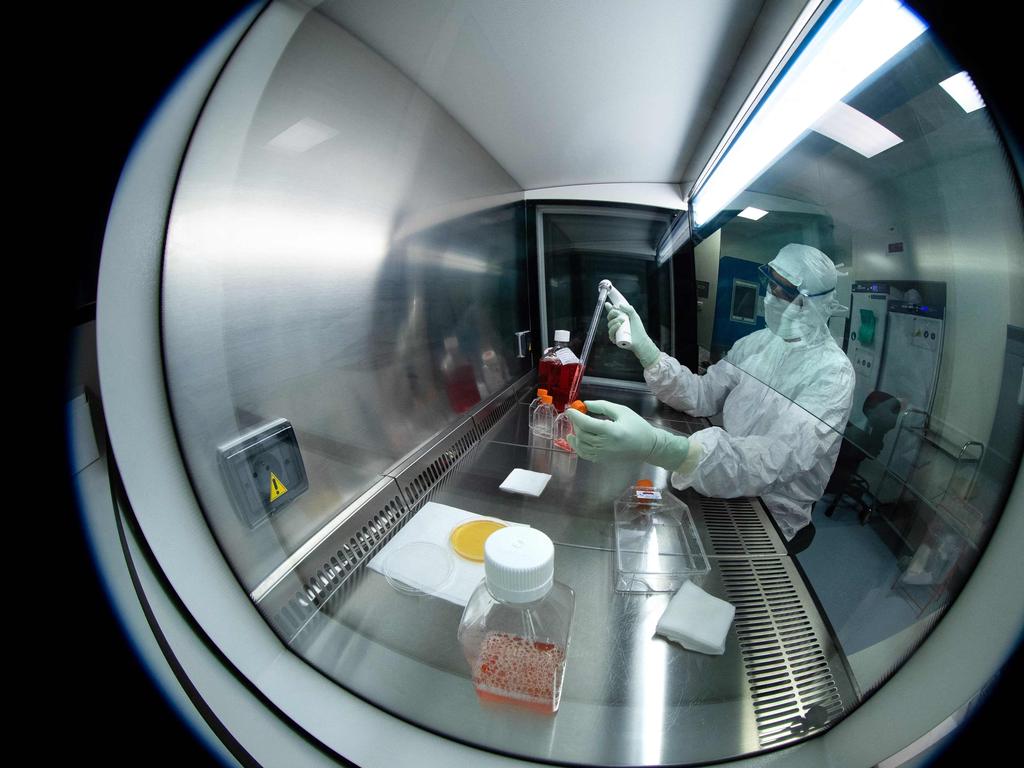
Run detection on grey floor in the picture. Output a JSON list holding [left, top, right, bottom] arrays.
[[797, 497, 928, 658]]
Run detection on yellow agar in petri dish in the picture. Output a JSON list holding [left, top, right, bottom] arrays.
[[450, 520, 507, 561]]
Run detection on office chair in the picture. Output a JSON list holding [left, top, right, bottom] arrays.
[[823, 391, 901, 523]]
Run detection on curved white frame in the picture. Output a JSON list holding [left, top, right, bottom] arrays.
[[94, 3, 1024, 766]]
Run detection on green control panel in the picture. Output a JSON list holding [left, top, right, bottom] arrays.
[[218, 418, 309, 528]]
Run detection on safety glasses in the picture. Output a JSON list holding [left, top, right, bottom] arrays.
[[758, 263, 835, 302], [758, 264, 801, 302]]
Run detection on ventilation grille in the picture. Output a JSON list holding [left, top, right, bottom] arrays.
[[269, 493, 406, 641], [394, 429, 479, 508], [262, 379, 526, 643], [719, 558, 845, 748], [473, 387, 520, 436], [700, 497, 782, 556]]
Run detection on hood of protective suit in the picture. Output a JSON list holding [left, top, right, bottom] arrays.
[[765, 244, 846, 344]]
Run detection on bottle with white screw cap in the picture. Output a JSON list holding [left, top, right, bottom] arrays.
[[457, 527, 575, 714], [538, 330, 571, 393]]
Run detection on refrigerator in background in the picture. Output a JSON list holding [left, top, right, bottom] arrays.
[[847, 282, 894, 428], [874, 303, 946, 501]]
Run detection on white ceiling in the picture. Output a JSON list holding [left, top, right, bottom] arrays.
[[318, 0, 799, 192]]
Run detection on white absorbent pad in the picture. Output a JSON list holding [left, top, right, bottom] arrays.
[[499, 468, 552, 497], [655, 580, 736, 655], [367, 501, 524, 606]]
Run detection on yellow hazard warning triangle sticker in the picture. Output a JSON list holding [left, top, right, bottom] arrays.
[[269, 472, 288, 502]]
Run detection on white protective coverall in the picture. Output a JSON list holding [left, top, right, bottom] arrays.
[[648, 246, 855, 540]]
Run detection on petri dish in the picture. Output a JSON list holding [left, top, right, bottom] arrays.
[[382, 541, 455, 596], [450, 519, 508, 562]]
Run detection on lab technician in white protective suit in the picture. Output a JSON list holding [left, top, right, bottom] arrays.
[[567, 244, 856, 548]]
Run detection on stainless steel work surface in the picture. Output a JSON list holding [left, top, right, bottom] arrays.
[[296, 547, 759, 766], [419, 439, 786, 559], [285, 387, 855, 765]]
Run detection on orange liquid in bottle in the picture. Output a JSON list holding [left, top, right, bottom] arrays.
[[538, 356, 555, 391], [549, 360, 581, 412], [472, 632, 567, 714]]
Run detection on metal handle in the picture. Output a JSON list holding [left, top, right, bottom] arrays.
[[514, 330, 531, 359]]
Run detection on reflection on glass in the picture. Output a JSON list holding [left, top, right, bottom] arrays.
[[539, 206, 676, 383], [692, 4, 1024, 704]]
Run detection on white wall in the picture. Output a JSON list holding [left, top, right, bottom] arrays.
[[694, 229, 722, 351], [840, 141, 1024, 446]]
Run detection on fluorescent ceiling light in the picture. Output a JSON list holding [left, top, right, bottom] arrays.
[[267, 118, 339, 153], [939, 71, 985, 113], [692, 0, 927, 227], [691, 0, 828, 196], [813, 101, 903, 157], [738, 207, 769, 220]]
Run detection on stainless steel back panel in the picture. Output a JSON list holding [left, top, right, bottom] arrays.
[[160, 2, 527, 591]]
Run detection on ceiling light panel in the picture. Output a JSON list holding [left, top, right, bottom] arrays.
[[812, 101, 903, 157]]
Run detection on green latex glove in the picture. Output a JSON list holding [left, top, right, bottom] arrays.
[[565, 400, 690, 470], [606, 300, 661, 368]]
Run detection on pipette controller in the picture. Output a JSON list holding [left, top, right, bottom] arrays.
[[598, 279, 632, 349]]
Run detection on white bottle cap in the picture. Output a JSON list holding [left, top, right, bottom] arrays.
[[484, 527, 554, 603], [554, 330, 570, 342]]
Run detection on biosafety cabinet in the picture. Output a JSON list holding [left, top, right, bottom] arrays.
[[71, 1, 1024, 766]]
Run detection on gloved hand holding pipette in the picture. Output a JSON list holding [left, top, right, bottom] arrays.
[[565, 400, 691, 471], [605, 297, 661, 369]]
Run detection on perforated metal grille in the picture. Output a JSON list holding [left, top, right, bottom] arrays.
[[269, 493, 406, 640], [473, 388, 520, 436], [265, 393, 522, 641], [719, 558, 845, 747], [700, 497, 781, 556], [395, 430, 479, 508]]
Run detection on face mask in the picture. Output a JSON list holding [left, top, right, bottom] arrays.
[[764, 294, 819, 341], [763, 294, 790, 338]]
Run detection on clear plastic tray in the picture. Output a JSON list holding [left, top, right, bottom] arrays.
[[613, 484, 709, 593]]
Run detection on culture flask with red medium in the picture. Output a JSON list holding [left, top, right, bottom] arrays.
[[537, 330, 568, 391], [457, 527, 574, 714], [548, 351, 581, 412]]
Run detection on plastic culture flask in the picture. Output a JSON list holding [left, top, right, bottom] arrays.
[[527, 388, 549, 432], [529, 394, 556, 439], [613, 480, 709, 594], [457, 527, 574, 714], [547, 345, 581, 413], [552, 400, 587, 452]]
